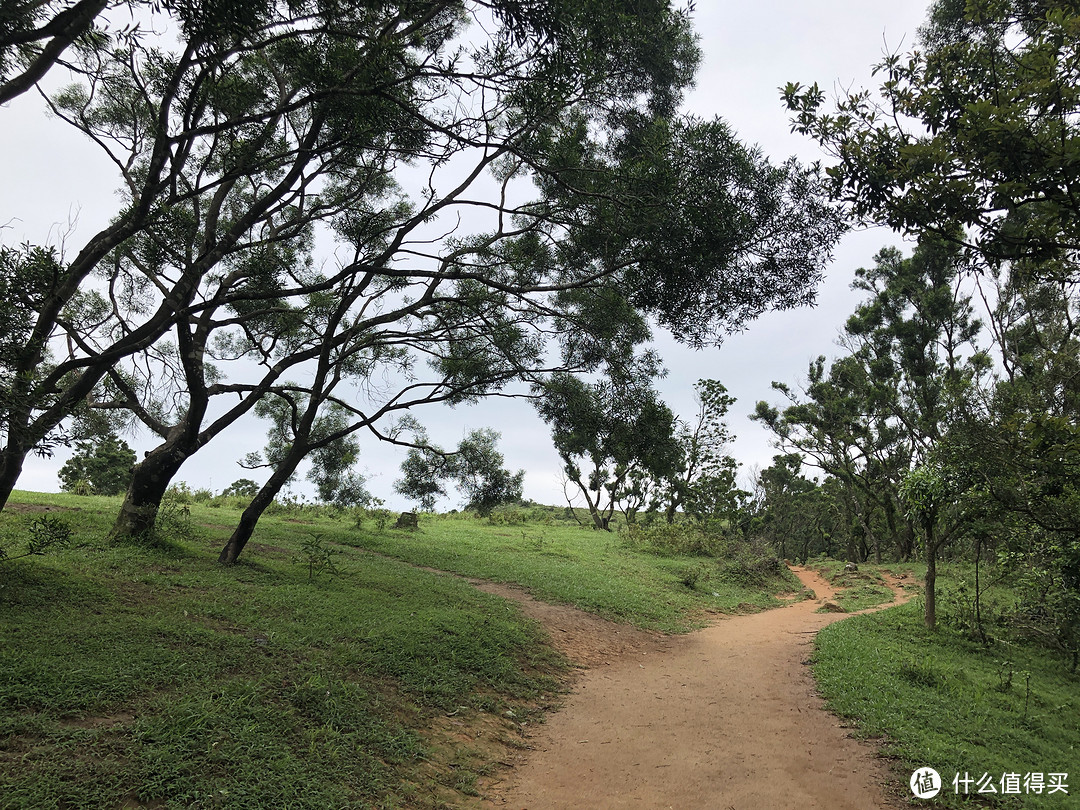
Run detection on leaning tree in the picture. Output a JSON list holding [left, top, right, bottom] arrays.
[[2, 2, 844, 565]]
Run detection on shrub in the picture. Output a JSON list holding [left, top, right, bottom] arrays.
[[717, 549, 784, 588], [0, 514, 75, 565], [488, 506, 527, 525], [151, 497, 202, 545], [164, 482, 195, 504], [623, 521, 730, 557]]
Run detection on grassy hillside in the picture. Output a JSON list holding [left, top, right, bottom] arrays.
[[812, 564, 1080, 809], [0, 491, 794, 809], [343, 507, 799, 633]]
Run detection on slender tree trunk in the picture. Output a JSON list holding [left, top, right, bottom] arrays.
[[568, 470, 608, 531], [665, 494, 681, 524], [973, 535, 986, 643], [585, 492, 607, 530], [925, 529, 938, 630], [219, 457, 298, 564]]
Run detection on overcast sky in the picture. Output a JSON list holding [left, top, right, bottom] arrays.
[[1, 1, 932, 508]]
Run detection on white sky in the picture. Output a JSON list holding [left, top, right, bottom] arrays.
[[1, 1, 931, 508]]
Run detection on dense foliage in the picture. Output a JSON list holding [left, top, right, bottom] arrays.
[[754, 0, 1080, 658]]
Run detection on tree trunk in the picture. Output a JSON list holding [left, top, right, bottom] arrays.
[[0, 443, 27, 512], [111, 443, 191, 539], [219, 460, 296, 564], [665, 495, 681, 524], [924, 534, 938, 630], [568, 471, 608, 531]]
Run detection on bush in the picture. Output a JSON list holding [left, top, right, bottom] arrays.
[[152, 497, 202, 545], [487, 506, 527, 525], [717, 549, 785, 589], [164, 482, 195, 504], [622, 521, 731, 557], [347, 506, 394, 531]]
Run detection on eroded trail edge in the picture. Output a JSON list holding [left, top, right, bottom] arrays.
[[478, 567, 912, 810]]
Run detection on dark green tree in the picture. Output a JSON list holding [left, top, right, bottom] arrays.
[[658, 379, 743, 524], [58, 432, 136, 496], [755, 236, 985, 570], [451, 429, 525, 517], [221, 479, 259, 498], [749, 454, 828, 563], [2, 0, 844, 552], [941, 266, 1080, 661], [395, 445, 450, 514], [785, 0, 1080, 274], [536, 358, 680, 531]]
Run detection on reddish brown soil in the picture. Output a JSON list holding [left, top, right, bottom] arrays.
[[477, 567, 913, 810]]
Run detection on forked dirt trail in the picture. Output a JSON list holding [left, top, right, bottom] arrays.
[[478, 567, 912, 810]]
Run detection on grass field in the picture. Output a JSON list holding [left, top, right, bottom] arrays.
[[5, 490, 1075, 809], [0, 491, 794, 809], [804, 559, 915, 612], [342, 508, 800, 633], [812, 564, 1080, 808]]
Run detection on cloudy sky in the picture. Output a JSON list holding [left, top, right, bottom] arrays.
[[1, 1, 931, 508]]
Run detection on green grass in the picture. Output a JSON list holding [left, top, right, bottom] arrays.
[[0, 492, 566, 809], [341, 512, 798, 632], [806, 560, 908, 612], [0, 491, 796, 809], [813, 600, 1080, 808]]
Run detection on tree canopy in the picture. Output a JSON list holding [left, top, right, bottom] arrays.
[[784, 0, 1080, 274], [1, 0, 844, 563]]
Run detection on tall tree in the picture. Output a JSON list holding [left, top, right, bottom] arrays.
[[748, 454, 828, 563], [755, 236, 985, 575], [943, 266, 1080, 659], [3, 0, 844, 532], [58, 431, 136, 496], [536, 356, 680, 531], [450, 429, 525, 516], [657, 379, 742, 524], [393, 428, 523, 516]]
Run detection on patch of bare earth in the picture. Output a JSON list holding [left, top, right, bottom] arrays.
[[476, 567, 912, 810], [3, 503, 78, 513]]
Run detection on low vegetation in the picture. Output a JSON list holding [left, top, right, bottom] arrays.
[[813, 562, 1080, 808], [806, 560, 911, 613], [345, 507, 799, 633], [0, 490, 794, 808]]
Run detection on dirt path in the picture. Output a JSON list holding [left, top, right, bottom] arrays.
[[477, 567, 913, 810]]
